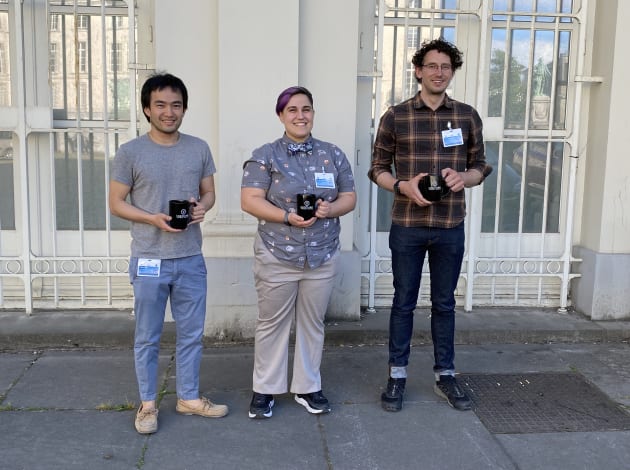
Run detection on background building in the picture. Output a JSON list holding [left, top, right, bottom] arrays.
[[0, 0, 628, 336]]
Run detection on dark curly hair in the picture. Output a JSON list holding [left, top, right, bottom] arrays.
[[411, 38, 464, 83]]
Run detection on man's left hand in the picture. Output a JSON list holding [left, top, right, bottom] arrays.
[[442, 168, 465, 193], [188, 198, 206, 225]]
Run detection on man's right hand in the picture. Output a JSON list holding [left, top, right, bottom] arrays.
[[399, 173, 433, 207], [153, 213, 183, 232]]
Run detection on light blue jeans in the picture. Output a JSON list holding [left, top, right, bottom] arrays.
[[129, 254, 207, 401]]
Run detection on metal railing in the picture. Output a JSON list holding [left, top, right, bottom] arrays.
[[364, 0, 584, 312], [0, 0, 137, 312]]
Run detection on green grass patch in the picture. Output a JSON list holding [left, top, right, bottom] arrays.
[[96, 399, 136, 411]]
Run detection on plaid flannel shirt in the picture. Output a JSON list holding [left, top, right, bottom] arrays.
[[368, 93, 487, 228]]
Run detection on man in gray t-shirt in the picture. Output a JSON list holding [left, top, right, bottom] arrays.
[[109, 73, 228, 435]]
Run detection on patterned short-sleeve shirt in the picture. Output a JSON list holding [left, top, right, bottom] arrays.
[[241, 135, 355, 269]]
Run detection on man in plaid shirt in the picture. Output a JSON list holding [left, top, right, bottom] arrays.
[[369, 38, 491, 413]]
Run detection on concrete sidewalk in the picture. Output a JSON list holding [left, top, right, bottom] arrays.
[[1, 308, 630, 469], [1, 343, 630, 470], [1, 307, 630, 350]]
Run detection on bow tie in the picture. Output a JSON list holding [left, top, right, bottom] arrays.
[[287, 142, 313, 156]]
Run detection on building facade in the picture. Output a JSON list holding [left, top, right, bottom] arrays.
[[0, 0, 628, 337]]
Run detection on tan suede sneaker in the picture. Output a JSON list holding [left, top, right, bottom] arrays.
[[134, 405, 158, 434], [176, 396, 228, 418]]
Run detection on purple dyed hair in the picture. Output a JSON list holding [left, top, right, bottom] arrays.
[[275, 86, 314, 115]]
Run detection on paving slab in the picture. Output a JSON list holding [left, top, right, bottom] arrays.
[[199, 348, 255, 392], [496, 431, 630, 470], [549, 343, 630, 407], [4, 350, 168, 409], [454, 343, 569, 373], [0, 352, 36, 395], [324, 402, 516, 470], [319, 345, 439, 405], [145, 391, 327, 470], [0, 410, 143, 470]]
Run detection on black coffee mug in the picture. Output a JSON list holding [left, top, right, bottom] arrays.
[[297, 193, 317, 220], [418, 174, 450, 202], [169, 199, 195, 229]]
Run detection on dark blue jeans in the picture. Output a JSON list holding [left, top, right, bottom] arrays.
[[388, 222, 465, 374]]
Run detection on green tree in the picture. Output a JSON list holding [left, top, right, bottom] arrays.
[[488, 48, 528, 128]]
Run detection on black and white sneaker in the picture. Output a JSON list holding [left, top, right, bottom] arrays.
[[248, 392, 274, 419], [295, 390, 331, 414], [434, 375, 472, 411]]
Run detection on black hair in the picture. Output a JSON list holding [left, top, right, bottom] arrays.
[[140, 73, 188, 122]]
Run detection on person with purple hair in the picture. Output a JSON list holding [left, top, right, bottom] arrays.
[[241, 86, 356, 419]]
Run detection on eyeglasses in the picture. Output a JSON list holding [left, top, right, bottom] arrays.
[[421, 63, 453, 73]]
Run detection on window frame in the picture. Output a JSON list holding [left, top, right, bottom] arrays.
[[78, 40, 87, 73]]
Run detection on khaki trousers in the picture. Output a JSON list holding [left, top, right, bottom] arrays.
[[252, 234, 338, 394]]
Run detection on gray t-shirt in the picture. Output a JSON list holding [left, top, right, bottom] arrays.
[[111, 133, 216, 259], [241, 135, 355, 269]]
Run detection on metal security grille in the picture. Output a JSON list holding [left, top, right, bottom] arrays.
[[362, 0, 584, 312], [460, 372, 630, 434], [0, 0, 140, 312]]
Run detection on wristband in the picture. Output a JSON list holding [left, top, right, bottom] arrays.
[[283, 211, 291, 226]]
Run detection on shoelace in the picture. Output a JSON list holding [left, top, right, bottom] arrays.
[[441, 379, 465, 397], [138, 408, 157, 418], [451, 383, 466, 397], [253, 394, 271, 406]]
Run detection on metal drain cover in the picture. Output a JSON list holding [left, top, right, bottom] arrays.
[[459, 372, 630, 434]]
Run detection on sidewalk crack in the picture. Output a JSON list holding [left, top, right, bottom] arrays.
[[317, 418, 333, 470]]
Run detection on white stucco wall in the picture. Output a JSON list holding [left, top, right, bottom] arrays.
[[299, 0, 360, 252], [147, 0, 629, 324], [573, 0, 630, 319], [152, 1, 362, 333], [600, 1, 630, 253], [579, 0, 630, 254]]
